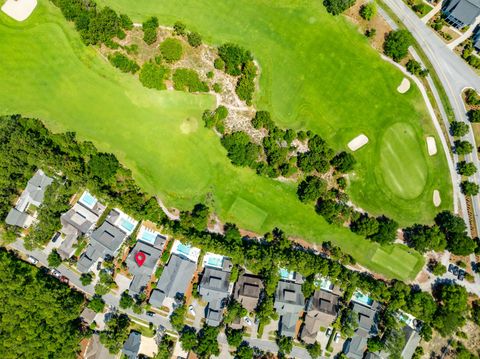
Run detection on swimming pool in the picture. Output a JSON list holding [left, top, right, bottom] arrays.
[[353, 291, 373, 306], [206, 256, 223, 268], [279, 268, 292, 280], [176, 242, 191, 255], [79, 191, 97, 208], [140, 230, 157, 244], [120, 218, 135, 233]]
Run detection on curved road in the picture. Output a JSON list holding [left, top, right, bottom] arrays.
[[383, 0, 480, 235]]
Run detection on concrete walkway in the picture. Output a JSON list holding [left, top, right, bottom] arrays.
[[421, 0, 443, 24]]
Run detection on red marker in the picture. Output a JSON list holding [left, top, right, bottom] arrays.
[[135, 251, 146, 267]]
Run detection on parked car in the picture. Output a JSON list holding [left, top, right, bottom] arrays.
[[458, 273, 465, 281], [51, 232, 61, 243], [97, 261, 102, 270], [51, 269, 61, 278], [452, 265, 459, 275], [448, 263, 455, 273], [326, 328, 332, 337], [27, 256, 38, 265], [188, 305, 196, 316], [334, 332, 341, 343], [146, 311, 155, 317], [243, 316, 252, 326], [59, 276, 69, 284]]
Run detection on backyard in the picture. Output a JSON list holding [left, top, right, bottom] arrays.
[[0, 0, 451, 280]]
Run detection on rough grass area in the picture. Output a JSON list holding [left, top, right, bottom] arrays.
[[0, 1, 432, 280]]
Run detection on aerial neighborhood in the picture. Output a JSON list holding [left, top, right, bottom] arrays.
[[2, 0, 480, 358]]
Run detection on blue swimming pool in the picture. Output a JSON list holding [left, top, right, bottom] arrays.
[[353, 291, 373, 306], [177, 242, 191, 255], [207, 257, 223, 267], [120, 218, 135, 232], [79, 191, 96, 208], [279, 268, 290, 279], [140, 230, 157, 244]]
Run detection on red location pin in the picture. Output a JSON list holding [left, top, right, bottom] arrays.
[[135, 251, 146, 267]]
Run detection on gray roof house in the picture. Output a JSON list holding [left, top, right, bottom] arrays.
[[5, 169, 53, 228], [58, 199, 106, 259], [345, 302, 380, 359], [122, 331, 141, 359], [77, 218, 128, 273], [149, 253, 196, 308], [443, 0, 480, 28], [233, 273, 263, 313], [300, 289, 340, 344], [401, 326, 421, 359], [125, 240, 163, 295], [199, 267, 231, 327], [274, 280, 305, 337]]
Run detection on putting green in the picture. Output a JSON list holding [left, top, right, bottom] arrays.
[[380, 123, 428, 200], [0, 1, 439, 280]]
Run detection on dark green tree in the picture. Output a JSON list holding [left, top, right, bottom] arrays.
[[450, 121, 469, 137], [47, 249, 62, 267], [460, 180, 479, 196], [323, 0, 356, 15], [454, 140, 473, 155], [297, 176, 327, 202], [457, 161, 477, 176], [383, 30, 413, 62], [187, 32, 202, 47], [88, 295, 106, 313]]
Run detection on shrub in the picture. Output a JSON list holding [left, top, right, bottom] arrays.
[[460, 181, 479, 196], [142, 17, 159, 45], [360, 3, 376, 21], [214, 58, 225, 70], [323, 0, 356, 15], [80, 273, 93, 286], [119, 14, 133, 30], [173, 68, 209, 92], [213, 83, 222, 93], [465, 89, 480, 106], [139, 63, 169, 90], [173, 21, 186, 36], [468, 110, 480, 123], [218, 43, 252, 76], [454, 140, 473, 155], [108, 52, 139, 74], [406, 59, 428, 77], [457, 161, 476, 176], [383, 30, 412, 62], [221, 132, 261, 167], [88, 295, 106, 313], [160, 38, 183, 63], [297, 176, 327, 202], [330, 151, 356, 172], [47, 249, 62, 268], [252, 111, 274, 130], [450, 121, 469, 137], [365, 28, 377, 38], [187, 32, 202, 47]]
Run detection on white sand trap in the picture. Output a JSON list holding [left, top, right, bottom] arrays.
[[426, 136, 437, 156], [433, 190, 441, 207], [348, 134, 369, 151], [397, 77, 411, 94], [1, 0, 37, 21]]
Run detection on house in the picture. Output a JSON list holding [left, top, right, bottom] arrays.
[[274, 280, 305, 337], [58, 191, 106, 259], [300, 289, 340, 344], [199, 267, 232, 326], [345, 302, 380, 359], [233, 273, 263, 312], [80, 307, 97, 326], [5, 169, 53, 228], [149, 253, 196, 309], [443, 0, 480, 28], [125, 240, 163, 295], [401, 326, 421, 359], [77, 209, 137, 273], [122, 331, 141, 359]]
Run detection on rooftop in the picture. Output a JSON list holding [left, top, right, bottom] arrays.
[[125, 240, 163, 294], [233, 273, 263, 312]]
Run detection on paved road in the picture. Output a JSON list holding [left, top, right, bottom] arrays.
[[383, 0, 480, 234], [382, 0, 480, 287], [6, 240, 312, 359]]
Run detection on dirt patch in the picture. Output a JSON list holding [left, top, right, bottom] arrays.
[[344, 0, 393, 51]]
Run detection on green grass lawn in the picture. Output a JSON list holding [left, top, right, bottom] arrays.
[[96, 0, 453, 226], [0, 0, 447, 280]]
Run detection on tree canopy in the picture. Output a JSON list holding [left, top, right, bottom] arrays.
[[0, 250, 84, 358], [383, 30, 412, 62]]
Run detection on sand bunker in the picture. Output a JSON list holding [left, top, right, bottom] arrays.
[[348, 134, 369, 151], [426, 136, 437, 156], [1, 0, 37, 21], [433, 190, 441, 207], [397, 77, 410, 94]]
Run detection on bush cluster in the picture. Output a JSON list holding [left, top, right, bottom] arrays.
[[172, 68, 209, 92]]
